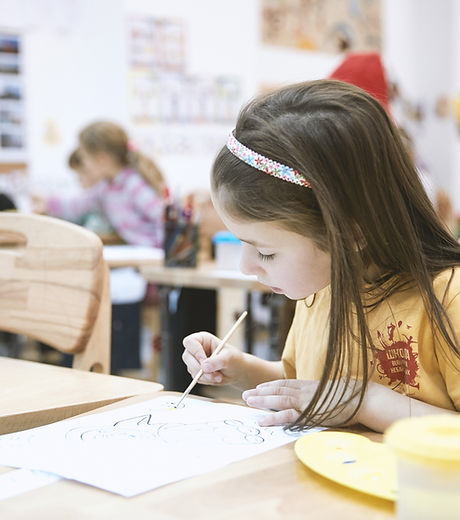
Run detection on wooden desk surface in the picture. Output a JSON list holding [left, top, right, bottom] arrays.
[[0, 393, 394, 519], [0, 357, 163, 434], [103, 245, 164, 269], [140, 261, 270, 292]]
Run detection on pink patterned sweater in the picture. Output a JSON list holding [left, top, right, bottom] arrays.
[[47, 169, 165, 247]]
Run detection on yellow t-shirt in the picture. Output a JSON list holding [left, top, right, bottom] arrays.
[[282, 267, 460, 411]]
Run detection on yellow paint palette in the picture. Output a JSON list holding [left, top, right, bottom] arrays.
[[295, 431, 397, 501]]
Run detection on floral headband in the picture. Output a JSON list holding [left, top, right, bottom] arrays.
[[226, 132, 311, 188]]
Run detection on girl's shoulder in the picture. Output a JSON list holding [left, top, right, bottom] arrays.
[[433, 267, 460, 304], [364, 267, 460, 308], [116, 168, 139, 181], [115, 168, 149, 189]]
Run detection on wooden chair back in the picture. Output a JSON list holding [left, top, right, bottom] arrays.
[[0, 213, 111, 373]]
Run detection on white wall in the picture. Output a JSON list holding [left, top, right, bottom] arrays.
[[258, 45, 341, 86], [382, 0, 459, 212], [0, 0, 458, 211], [0, 0, 126, 195], [123, 0, 260, 193], [454, 0, 460, 214], [123, 0, 345, 192]]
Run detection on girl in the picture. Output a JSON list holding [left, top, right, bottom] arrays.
[[182, 80, 460, 433], [45, 121, 166, 247]]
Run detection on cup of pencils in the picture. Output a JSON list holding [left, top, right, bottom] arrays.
[[163, 194, 199, 268]]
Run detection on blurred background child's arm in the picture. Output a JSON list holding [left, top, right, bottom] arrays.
[[32, 185, 102, 223]]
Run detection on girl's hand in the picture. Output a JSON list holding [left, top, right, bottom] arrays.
[[30, 194, 47, 214], [182, 331, 244, 386], [242, 379, 362, 427]]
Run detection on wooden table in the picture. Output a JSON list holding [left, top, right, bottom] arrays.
[[139, 261, 268, 292], [103, 245, 164, 269], [0, 357, 163, 434], [0, 392, 394, 519], [103, 250, 269, 390]]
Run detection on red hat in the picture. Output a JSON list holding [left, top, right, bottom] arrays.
[[329, 52, 390, 113]]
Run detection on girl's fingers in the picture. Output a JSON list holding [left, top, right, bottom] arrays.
[[242, 385, 299, 400], [244, 394, 299, 412], [242, 379, 316, 410], [255, 379, 306, 390], [182, 350, 223, 384], [181, 349, 202, 376], [242, 380, 315, 411], [258, 409, 300, 427], [182, 332, 235, 386], [183, 332, 222, 360], [197, 372, 223, 384], [182, 333, 210, 363], [200, 349, 233, 374]]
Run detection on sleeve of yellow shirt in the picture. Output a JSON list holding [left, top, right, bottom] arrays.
[[281, 301, 302, 379], [435, 288, 460, 410]]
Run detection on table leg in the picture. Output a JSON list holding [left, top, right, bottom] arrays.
[[159, 286, 217, 392], [245, 291, 253, 355]]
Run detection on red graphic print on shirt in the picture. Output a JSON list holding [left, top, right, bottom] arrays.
[[374, 321, 420, 390]]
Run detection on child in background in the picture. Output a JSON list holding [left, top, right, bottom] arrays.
[[68, 147, 97, 189], [44, 121, 166, 248], [62, 147, 115, 236], [34, 122, 167, 374], [182, 80, 460, 433]]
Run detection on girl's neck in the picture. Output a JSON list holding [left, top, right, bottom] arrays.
[[105, 165, 124, 182], [363, 262, 384, 284]]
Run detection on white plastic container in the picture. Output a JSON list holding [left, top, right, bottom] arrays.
[[385, 414, 460, 520], [212, 231, 242, 271]]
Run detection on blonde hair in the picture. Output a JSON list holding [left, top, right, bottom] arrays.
[[79, 121, 166, 195]]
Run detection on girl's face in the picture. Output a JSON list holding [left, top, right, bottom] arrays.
[[213, 195, 331, 300], [78, 149, 118, 182], [74, 164, 101, 189]]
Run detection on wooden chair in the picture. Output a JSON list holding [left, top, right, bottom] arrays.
[[0, 213, 111, 373]]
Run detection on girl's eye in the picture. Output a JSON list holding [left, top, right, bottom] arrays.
[[257, 252, 275, 261]]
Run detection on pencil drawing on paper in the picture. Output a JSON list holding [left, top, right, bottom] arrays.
[[0, 395, 308, 497], [65, 415, 269, 445]]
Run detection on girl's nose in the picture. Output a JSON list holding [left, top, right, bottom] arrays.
[[239, 245, 262, 276]]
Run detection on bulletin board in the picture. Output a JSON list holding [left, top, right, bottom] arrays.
[[126, 16, 241, 158], [261, 0, 381, 53], [0, 31, 26, 164]]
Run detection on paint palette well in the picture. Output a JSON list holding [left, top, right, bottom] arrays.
[[295, 431, 397, 501]]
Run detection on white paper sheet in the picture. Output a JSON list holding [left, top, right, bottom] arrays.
[[0, 396, 318, 497], [0, 469, 60, 500], [102, 245, 164, 262]]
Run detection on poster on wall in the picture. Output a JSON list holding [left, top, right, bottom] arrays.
[[127, 17, 185, 74], [0, 32, 26, 162], [126, 16, 241, 156], [261, 0, 381, 53]]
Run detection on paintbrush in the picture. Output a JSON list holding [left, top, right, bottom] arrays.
[[174, 310, 248, 408]]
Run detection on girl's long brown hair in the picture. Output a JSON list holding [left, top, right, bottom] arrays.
[[212, 79, 460, 429], [79, 121, 166, 195]]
